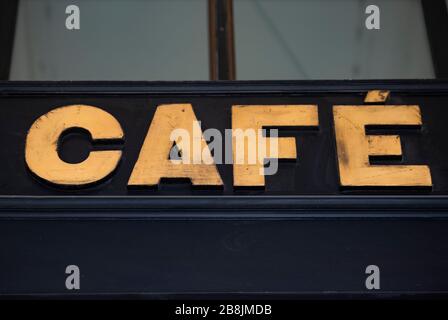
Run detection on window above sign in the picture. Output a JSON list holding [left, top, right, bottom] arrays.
[[1, 0, 447, 80], [234, 0, 435, 80], [8, 0, 209, 81]]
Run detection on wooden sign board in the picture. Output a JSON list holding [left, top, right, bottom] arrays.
[[1, 82, 447, 198], [1, 81, 448, 298]]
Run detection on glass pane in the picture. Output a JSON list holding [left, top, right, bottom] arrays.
[[10, 0, 209, 80], [234, 0, 435, 80]]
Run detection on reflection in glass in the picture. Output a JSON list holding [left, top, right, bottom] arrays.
[[10, 0, 209, 80], [234, 0, 435, 80]]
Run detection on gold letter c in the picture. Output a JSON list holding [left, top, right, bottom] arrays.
[[25, 105, 124, 186]]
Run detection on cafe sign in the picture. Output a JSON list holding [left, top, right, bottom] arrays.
[[0, 83, 447, 197]]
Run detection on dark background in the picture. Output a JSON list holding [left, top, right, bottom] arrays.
[[1, 219, 448, 296]]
